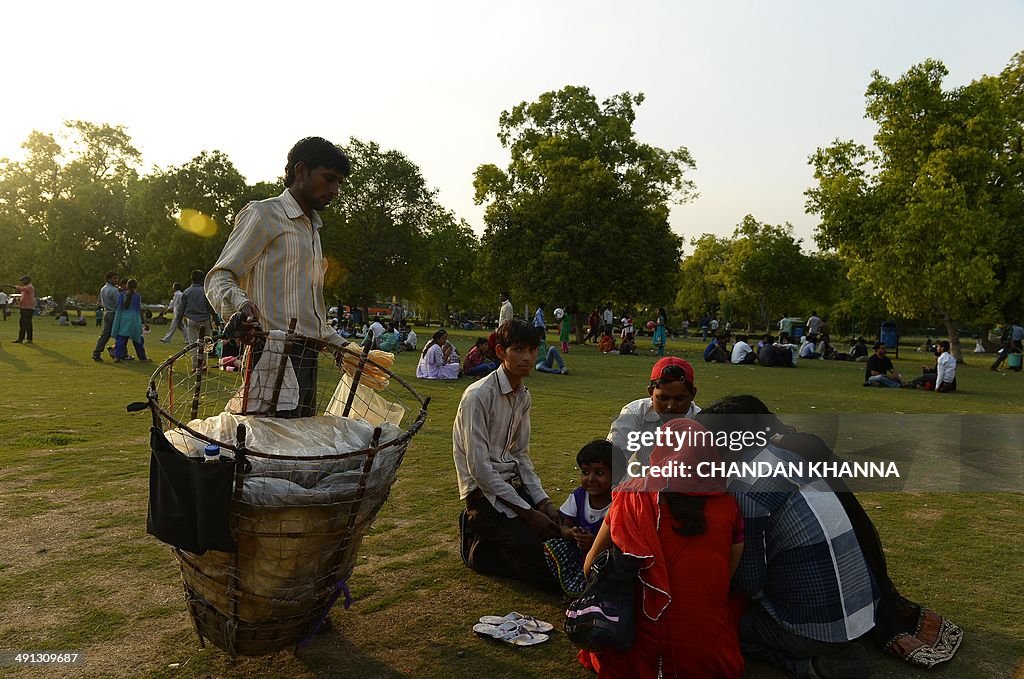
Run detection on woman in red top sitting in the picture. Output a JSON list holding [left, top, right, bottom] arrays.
[[580, 418, 745, 678]]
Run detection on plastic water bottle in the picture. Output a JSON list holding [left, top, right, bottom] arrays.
[[204, 444, 221, 462]]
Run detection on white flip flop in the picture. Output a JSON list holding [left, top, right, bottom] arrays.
[[472, 622, 550, 646], [478, 612, 554, 633]]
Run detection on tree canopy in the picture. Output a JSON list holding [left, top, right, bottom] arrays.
[[807, 53, 1024, 360], [0, 122, 140, 302], [474, 86, 695, 328]]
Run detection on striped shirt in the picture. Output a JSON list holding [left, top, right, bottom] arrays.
[[452, 366, 549, 518], [206, 189, 341, 346], [728, 444, 878, 643]]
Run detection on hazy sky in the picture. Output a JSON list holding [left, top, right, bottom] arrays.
[[1, 1, 1021, 249]]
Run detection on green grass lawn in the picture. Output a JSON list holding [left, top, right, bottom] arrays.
[[0, 321, 1022, 678]]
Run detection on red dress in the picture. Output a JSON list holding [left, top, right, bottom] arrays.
[[581, 493, 745, 679]]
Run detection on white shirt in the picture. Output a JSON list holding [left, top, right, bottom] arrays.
[[710, 319, 719, 331], [405, 329, 418, 349], [169, 289, 183, 315], [807, 315, 822, 335], [559, 492, 610, 529], [936, 351, 956, 388], [603, 309, 613, 325], [453, 366, 548, 518], [0, 292, 7, 305], [367, 321, 385, 344], [608, 397, 702, 465], [731, 340, 754, 363], [499, 299, 513, 326]]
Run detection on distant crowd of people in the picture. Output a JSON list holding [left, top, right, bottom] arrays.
[[456, 325, 963, 677]]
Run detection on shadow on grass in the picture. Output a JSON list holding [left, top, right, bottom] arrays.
[[0, 343, 28, 370]]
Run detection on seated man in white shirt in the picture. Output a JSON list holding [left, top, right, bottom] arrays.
[[399, 323, 417, 352], [454, 319, 561, 590], [608, 357, 701, 467], [731, 334, 757, 365], [365, 317, 385, 349]]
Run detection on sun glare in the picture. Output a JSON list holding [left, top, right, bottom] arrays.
[[176, 209, 218, 237]]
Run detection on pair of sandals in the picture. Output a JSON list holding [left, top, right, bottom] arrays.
[[472, 612, 554, 646]]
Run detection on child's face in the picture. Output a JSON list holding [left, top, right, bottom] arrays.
[[580, 461, 612, 498], [497, 342, 538, 378]]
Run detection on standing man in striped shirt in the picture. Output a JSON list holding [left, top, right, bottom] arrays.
[[206, 137, 351, 417]]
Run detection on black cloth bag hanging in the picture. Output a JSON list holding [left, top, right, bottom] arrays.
[[146, 426, 237, 554]]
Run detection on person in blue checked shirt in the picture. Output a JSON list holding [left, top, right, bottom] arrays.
[[697, 396, 877, 679]]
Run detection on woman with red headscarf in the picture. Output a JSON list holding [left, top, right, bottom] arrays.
[[579, 418, 744, 678]]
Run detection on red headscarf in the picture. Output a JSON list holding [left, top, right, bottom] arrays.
[[610, 418, 724, 620]]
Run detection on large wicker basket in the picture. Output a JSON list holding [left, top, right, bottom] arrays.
[[141, 328, 428, 656]]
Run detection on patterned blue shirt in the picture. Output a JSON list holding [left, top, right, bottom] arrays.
[[728, 444, 878, 643]]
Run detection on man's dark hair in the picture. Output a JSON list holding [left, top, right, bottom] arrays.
[[939, 340, 951, 351], [495, 319, 539, 351], [695, 394, 794, 441], [474, 337, 488, 348], [190, 270, 204, 285], [284, 137, 351, 187], [106, 271, 118, 282]]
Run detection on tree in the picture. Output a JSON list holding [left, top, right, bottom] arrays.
[[714, 216, 811, 331], [807, 54, 1024, 361], [474, 86, 695, 341], [675, 234, 731, 321], [417, 212, 481, 322], [128, 151, 249, 298], [320, 138, 440, 315], [0, 121, 141, 309]]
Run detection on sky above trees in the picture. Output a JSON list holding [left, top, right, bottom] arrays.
[[1, 1, 1021, 246]]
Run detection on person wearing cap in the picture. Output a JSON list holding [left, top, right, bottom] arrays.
[[11, 275, 35, 343], [608, 357, 701, 466], [864, 342, 904, 387]]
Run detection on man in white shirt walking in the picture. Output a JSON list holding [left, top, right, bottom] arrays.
[[160, 282, 184, 343]]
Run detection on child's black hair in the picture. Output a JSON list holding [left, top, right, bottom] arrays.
[[576, 439, 626, 483]]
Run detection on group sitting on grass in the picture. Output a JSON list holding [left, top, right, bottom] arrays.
[[453, 325, 962, 677]]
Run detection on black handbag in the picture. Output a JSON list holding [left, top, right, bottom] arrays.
[[564, 545, 639, 651]]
